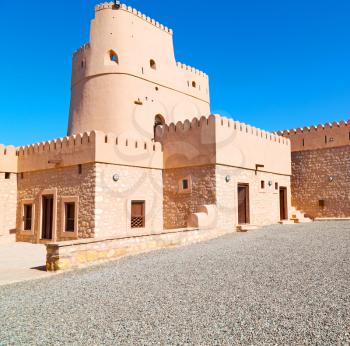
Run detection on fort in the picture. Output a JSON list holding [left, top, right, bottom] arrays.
[[0, 2, 347, 270]]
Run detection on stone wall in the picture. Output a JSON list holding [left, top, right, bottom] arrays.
[[291, 146, 350, 218], [95, 163, 163, 238], [0, 172, 17, 236], [17, 163, 96, 243], [46, 227, 234, 272], [216, 165, 291, 229], [163, 165, 216, 229]]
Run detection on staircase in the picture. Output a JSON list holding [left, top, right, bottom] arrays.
[[279, 206, 313, 224], [187, 205, 218, 229]]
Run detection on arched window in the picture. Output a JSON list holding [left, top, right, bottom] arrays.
[[154, 114, 165, 140], [109, 50, 119, 64], [150, 59, 157, 70], [192, 81, 196, 88]]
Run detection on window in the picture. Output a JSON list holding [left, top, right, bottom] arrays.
[[192, 81, 196, 88], [64, 203, 75, 232], [150, 59, 156, 70], [182, 179, 189, 190], [131, 201, 145, 228], [109, 50, 119, 63], [78, 164, 82, 175], [178, 176, 192, 193], [23, 204, 33, 231], [261, 180, 265, 189], [5, 172, 10, 179], [275, 182, 279, 190]]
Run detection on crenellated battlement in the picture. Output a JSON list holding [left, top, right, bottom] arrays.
[[95, 2, 173, 35], [13, 131, 162, 173], [176, 62, 208, 78], [158, 114, 289, 146], [277, 119, 350, 152], [73, 43, 90, 56], [0, 144, 18, 173], [156, 114, 291, 175]]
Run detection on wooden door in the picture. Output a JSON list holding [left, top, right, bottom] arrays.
[[279, 187, 287, 220], [42, 195, 54, 240], [238, 184, 250, 224]]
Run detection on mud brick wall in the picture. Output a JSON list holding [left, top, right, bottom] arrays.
[[0, 173, 17, 236]]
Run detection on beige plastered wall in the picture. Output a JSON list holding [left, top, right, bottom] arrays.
[[69, 3, 210, 137], [95, 163, 163, 238], [0, 172, 17, 236]]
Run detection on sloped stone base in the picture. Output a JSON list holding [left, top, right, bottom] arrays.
[[46, 228, 234, 271]]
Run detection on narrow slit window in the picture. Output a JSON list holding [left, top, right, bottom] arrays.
[[275, 182, 279, 190], [65, 202, 76, 232], [131, 201, 145, 228], [23, 204, 33, 231], [192, 81, 196, 88], [261, 180, 265, 189], [5, 172, 10, 179]]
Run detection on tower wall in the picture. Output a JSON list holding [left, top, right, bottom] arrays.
[[68, 3, 210, 138]]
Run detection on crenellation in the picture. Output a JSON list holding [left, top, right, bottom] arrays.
[[95, 2, 173, 35], [279, 118, 350, 151]]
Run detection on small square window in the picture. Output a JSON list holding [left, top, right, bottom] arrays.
[[275, 182, 279, 190], [5, 172, 10, 179], [261, 180, 265, 189], [65, 202, 76, 232], [23, 204, 33, 231]]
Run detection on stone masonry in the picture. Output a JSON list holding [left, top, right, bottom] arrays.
[[17, 163, 96, 243], [291, 145, 350, 218], [163, 165, 216, 229]]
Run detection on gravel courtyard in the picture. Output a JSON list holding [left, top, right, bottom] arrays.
[[0, 222, 349, 345]]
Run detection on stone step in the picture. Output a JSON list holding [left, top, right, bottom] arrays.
[[236, 225, 259, 232], [279, 220, 296, 225]]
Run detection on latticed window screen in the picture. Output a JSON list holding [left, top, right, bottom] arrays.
[[131, 201, 145, 228]]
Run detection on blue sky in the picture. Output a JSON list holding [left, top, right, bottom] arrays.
[[1, 0, 349, 146]]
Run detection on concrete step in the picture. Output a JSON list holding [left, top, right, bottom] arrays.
[[236, 225, 259, 232], [279, 220, 295, 225]]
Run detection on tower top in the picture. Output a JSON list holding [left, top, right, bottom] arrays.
[[94, 2, 173, 35]]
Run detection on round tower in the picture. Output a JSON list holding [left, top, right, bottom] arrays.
[[68, 2, 211, 139]]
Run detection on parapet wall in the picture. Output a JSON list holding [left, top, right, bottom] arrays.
[[278, 120, 350, 152], [0, 132, 162, 174], [95, 2, 173, 35], [156, 114, 291, 175], [0, 145, 18, 173]]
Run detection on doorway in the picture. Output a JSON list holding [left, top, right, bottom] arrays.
[[41, 195, 54, 240], [279, 187, 288, 220], [238, 184, 250, 224]]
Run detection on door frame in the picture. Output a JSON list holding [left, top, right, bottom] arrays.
[[279, 186, 288, 221], [38, 188, 57, 243], [237, 183, 250, 224]]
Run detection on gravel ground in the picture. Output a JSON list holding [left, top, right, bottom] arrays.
[[0, 222, 349, 345]]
